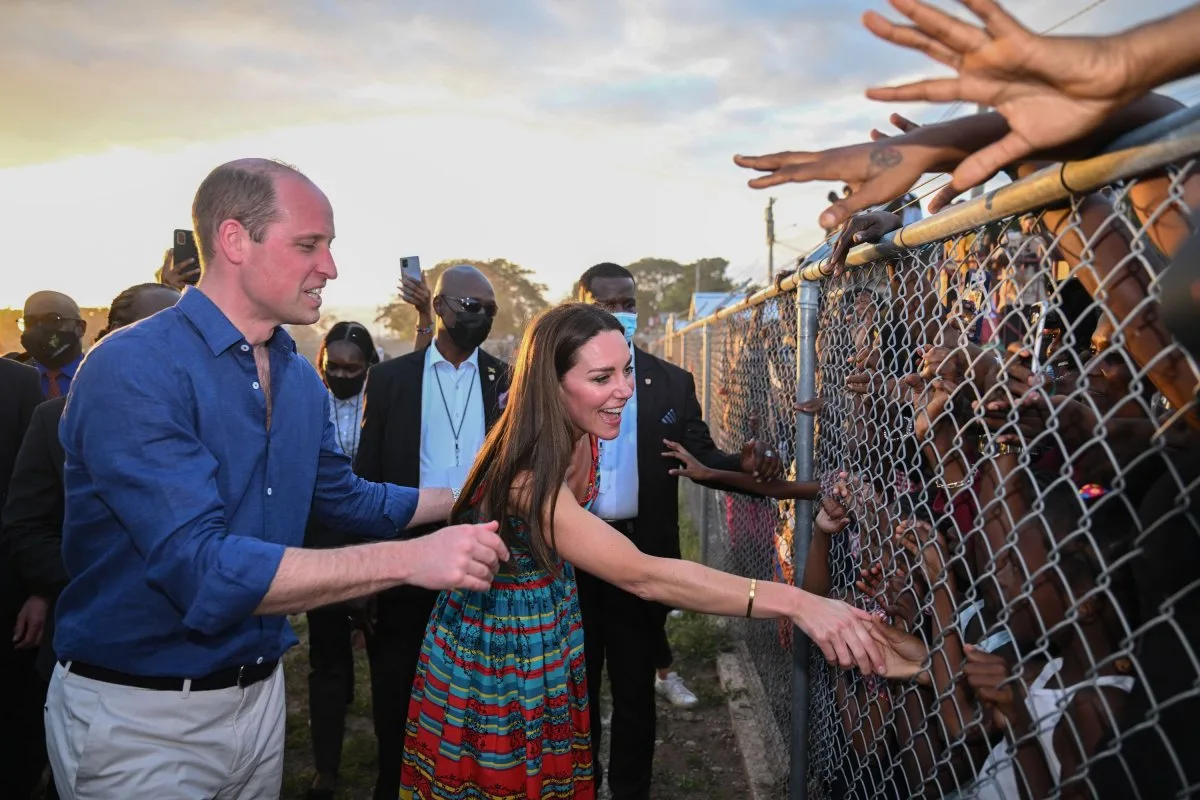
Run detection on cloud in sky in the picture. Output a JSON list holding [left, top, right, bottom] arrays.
[[1, 0, 1197, 310]]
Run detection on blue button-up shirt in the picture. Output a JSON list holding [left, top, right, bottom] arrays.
[[54, 288, 418, 676], [593, 343, 639, 520]]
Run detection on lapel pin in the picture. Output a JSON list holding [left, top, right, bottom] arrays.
[[488, 374, 495, 381], [645, 377, 652, 385]]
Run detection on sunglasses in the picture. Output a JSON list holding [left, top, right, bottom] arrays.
[[440, 295, 498, 318], [17, 312, 81, 332]]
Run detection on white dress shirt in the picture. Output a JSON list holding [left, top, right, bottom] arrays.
[[328, 389, 365, 463], [419, 345, 487, 489], [593, 345, 639, 520]]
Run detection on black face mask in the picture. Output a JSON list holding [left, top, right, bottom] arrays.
[[21, 327, 82, 369], [326, 374, 365, 400], [446, 312, 493, 352]]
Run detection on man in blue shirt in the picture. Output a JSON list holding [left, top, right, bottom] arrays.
[[44, 158, 508, 800]]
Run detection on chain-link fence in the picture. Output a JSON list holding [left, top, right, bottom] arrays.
[[652, 106, 1200, 799]]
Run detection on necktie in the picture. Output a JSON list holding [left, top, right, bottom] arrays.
[[45, 370, 61, 399]]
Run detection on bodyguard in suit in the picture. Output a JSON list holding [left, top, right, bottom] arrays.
[[354, 265, 510, 800], [1, 282, 180, 800], [575, 263, 782, 800], [0, 357, 42, 799]]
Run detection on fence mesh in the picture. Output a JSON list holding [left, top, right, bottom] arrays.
[[653, 153, 1200, 799]]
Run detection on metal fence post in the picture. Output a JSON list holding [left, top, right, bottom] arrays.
[[699, 322, 713, 565], [790, 279, 820, 800]]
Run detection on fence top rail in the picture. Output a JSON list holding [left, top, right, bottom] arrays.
[[653, 104, 1200, 343]]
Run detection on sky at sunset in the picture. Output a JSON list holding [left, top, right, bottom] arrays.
[[2, 0, 1198, 322]]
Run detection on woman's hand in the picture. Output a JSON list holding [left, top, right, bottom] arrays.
[[662, 439, 716, 482], [793, 591, 887, 675]]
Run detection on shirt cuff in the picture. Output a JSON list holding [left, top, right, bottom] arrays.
[[382, 483, 419, 533], [181, 537, 287, 636]]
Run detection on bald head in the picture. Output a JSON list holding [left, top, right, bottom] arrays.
[[24, 290, 81, 319], [432, 265, 498, 357], [436, 265, 493, 298]]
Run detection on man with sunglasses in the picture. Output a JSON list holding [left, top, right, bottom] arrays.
[[354, 264, 510, 800], [6, 292, 87, 400]]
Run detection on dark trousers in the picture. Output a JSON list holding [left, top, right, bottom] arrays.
[[0, 645, 47, 799], [364, 586, 438, 800], [654, 626, 673, 672], [578, 566, 667, 800], [306, 603, 356, 778]]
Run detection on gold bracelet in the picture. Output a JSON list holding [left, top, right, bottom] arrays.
[[745, 578, 757, 618]]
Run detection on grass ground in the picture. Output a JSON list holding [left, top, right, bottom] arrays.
[[280, 513, 748, 799]]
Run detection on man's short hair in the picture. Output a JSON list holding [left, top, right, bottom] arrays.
[[191, 159, 306, 265], [578, 262, 635, 296]]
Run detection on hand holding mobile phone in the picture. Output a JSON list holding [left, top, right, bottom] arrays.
[[399, 256, 422, 285]]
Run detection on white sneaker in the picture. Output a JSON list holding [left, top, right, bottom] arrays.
[[668, 609, 684, 619], [655, 671, 699, 708]]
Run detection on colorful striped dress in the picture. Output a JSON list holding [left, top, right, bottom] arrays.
[[399, 440, 598, 800]]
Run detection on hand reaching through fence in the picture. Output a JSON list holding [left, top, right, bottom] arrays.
[[738, 413, 785, 481], [662, 439, 819, 499], [829, 210, 903, 277]]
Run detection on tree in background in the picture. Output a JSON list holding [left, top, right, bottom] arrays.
[[623, 257, 738, 315], [376, 258, 550, 343]]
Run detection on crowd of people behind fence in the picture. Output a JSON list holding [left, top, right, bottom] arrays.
[[2, 1, 1200, 799]]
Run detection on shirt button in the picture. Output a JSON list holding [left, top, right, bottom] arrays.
[[252, 381, 260, 390], [266, 487, 273, 496], [256, 657, 264, 665], [240, 344, 250, 352]]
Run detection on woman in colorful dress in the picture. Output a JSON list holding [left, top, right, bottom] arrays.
[[400, 303, 885, 800]]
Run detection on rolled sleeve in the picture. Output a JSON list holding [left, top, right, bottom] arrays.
[[66, 345, 285, 635], [311, 398, 418, 536]]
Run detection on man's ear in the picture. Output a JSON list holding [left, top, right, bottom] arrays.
[[77, 319, 88, 335]]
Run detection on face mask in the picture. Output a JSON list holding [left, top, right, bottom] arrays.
[[21, 327, 81, 369], [446, 312, 493, 352], [612, 312, 637, 343], [326, 374, 365, 400]]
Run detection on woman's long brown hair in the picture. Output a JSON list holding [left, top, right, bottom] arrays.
[[452, 303, 624, 576]]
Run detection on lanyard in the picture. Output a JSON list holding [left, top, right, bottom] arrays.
[[433, 364, 477, 466]]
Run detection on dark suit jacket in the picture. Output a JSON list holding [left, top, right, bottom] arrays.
[[1, 396, 67, 678], [351, 346, 510, 632], [629, 347, 742, 560], [0, 358, 43, 649]]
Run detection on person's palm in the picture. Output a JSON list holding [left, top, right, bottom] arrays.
[[864, 0, 1136, 191]]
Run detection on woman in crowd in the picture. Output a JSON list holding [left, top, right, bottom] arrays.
[[303, 321, 379, 800], [398, 303, 885, 800]]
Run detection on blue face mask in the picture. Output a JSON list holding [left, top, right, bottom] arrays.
[[612, 311, 637, 343]]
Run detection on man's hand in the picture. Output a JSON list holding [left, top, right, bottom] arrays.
[[159, 254, 200, 291], [734, 139, 943, 230], [830, 210, 904, 277], [403, 521, 509, 593], [663, 439, 716, 482], [739, 413, 785, 482], [863, 0, 1141, 194], [12, 595, 49, 650], [400, 272, 434, 327]]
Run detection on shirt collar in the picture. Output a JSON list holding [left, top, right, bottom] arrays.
[[35, 352, 83, 378], [427, 342, 480, 373], [177, 286, 296, 357]]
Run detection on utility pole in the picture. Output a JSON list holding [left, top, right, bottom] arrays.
[[694, 260, 701, 297], [766, 197, 777, 282]]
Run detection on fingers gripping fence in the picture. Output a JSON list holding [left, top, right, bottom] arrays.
[[654, 106, 1200, 799]]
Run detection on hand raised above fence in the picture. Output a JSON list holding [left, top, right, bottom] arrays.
[[829, 210, 904, 277], [863, 0, 1148, 196]]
